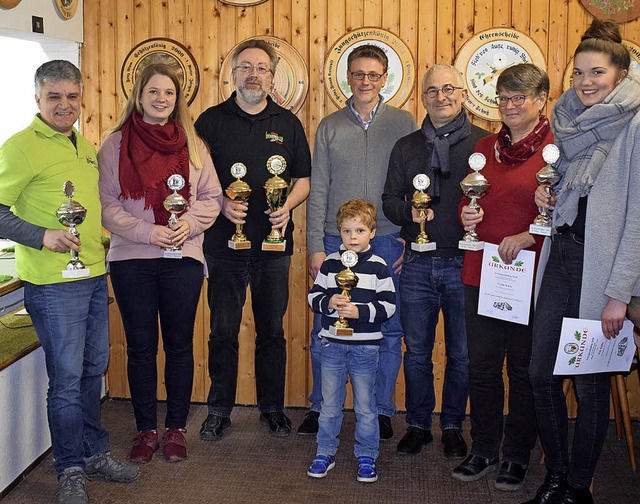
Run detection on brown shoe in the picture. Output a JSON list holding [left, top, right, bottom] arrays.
[[129, 430, 159, 463], [162, 428, 187, 463]]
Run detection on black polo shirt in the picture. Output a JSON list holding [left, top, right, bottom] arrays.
[[195, 93, 311, 257]]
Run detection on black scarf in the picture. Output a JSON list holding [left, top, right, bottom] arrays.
[[421, 111, 471, 197]]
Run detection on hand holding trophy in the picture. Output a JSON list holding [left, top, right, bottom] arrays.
[[262, 155, 290, 252], [55, 180, 90, 278], [226, 162, 252, 250], [329, 249, 359, 337], [163, 174, 187, 259], [529, 144, 561, 236], [411, 173, 436, 252], [459, 152, 490, 251]]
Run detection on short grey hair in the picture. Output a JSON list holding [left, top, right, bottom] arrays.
[[422, 64, 464, 92], [34, 60, 82, 96], [231, 39, 278, 74]]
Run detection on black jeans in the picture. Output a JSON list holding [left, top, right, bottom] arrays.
[[205, 254, 290, 416], [465, 286, 538, 465], [529, 233, 610, 488], [110, 258, 203, 431]]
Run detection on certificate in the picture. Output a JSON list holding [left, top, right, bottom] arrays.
[[553, 318, 636, 375], [477, 243, 535, 325]]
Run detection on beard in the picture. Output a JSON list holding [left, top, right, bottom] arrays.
[[236, 78, 269, 105]]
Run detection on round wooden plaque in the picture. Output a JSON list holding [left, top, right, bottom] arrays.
[[54, 0, 78, 20], [579, 0, 640, 23]]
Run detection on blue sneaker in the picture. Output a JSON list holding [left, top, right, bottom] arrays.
[[307, 455, 336, 478], [357, 456, 378, 483]]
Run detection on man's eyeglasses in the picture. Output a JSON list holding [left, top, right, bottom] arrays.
[[423, 85, 464, 98], [496, 94, 528, 107], [349, 71, 385, 82], [234, 63, 272, 75]]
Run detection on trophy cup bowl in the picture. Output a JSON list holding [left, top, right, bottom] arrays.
[[55, 181, 90, 277], [411, 173, 436, 252], [226, 163, 252, 250], [330, 250, 359, 336], [262, 155, 290, 251], [530, 144, 562, 236], [459, 153, 490, 251], [163, 174, 187, 259]]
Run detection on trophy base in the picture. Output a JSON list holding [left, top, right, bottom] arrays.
[[228, 240, 251, 250], [458, 240, 485, 251], [329, 325, 353, 336], [262, 240, 286, 252], [163, 249, 183, 259], [529, 224, 552, 236], [62, 267, 91, 279], [411, 241, 436, 252]]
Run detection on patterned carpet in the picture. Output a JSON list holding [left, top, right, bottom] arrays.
[[2, 401, 639, 504]]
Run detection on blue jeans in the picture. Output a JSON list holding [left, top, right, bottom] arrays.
[[205, 254, 290, 416], [316, 338, 379, 459], [309, 233, 403, 416], [530, 233, 610, 488], [110, 258, 203, 431], [23, 276, 110, 474], [401, 253, 468, 431]]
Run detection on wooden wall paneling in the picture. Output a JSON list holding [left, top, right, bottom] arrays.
[[191, 284, 209, 401], [529, 0, 549, 116], [363, 0, 382, 26], [217, 3, 237, 101], [492, 0, 511, 27], [115, 0, 135, 116], [106, 278, 130, 398], [235, 3, 256, 41], [345, 0, 363, 31], [454, 0, 474, 54], [510, 0, 529, 33], [200, 1, 220, 111], [474, 0, 493, 32], [547, 0, 568, 106], [325, 0, 346, 118], [133, 1, 151, 48], [399, 0, 418, 118], [417, 0, 437, 75], [184, 0, 204, 120], [255, 0, 273, 35], [436, 0, 455, 64], [99, 0, 118, 133], [150, 0, 168, 37], [80, 0, 100, 148], [381, 0, 399, 34]]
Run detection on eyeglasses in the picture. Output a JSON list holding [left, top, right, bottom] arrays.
[[349, 71, 385, 82], [496, 94, 528, 107], [234, 63, 272, 75], [423, 85, 464, 98]]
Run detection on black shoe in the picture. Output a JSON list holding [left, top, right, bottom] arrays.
[[562, 485, 594, 504], [451, 454, 499, 482], [397, 427, 433, 455], [520, 471, 567, 504], [379, 415, 393, 441], [442, 429, 467, 459], [495, 461, 528, 491], [297, 411, 319, 436], [199, 414, 231, 441], [260, 411, 292, 437]]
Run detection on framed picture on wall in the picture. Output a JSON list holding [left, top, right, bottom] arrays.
[[579, 0, 640, 23]]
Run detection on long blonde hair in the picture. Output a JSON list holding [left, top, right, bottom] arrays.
[[106, 63, 204, 169]]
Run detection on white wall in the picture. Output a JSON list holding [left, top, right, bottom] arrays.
[[0, 348, 50, 494], [0, 0, 83, 42]]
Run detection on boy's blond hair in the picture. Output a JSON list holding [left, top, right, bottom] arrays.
[[336, 199, 377, 231]]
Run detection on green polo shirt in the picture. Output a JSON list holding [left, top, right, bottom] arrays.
[[0, 115, 105, 284]]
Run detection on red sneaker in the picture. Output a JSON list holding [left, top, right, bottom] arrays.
[[162, 428, 187, 463], [129, 430, 159, 463]]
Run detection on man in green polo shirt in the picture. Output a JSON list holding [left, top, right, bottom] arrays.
[[0, 60, 138, 504]]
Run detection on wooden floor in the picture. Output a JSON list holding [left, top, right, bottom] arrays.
[[3, 401, 639, 504]]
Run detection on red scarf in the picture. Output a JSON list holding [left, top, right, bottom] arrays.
[[494, 115, 550, 166], [119, 112, 190, 225]]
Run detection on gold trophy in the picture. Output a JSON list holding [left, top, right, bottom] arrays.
[[163, 174, 187, 259], [529, 144, 562, 236], [329, 249, 359, 337], [459, 152, 490, 251], [411, 174, 436, 252], [226, 162, 252, 250], [55, 180, 90, 278], [262, 155, 290, 252]]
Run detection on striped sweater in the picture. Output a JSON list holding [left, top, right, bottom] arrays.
[[308, 246, 396, 343]]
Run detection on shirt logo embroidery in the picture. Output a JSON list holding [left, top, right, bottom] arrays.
[[86, 157, 98, 169], [265, 131, 284, 144]]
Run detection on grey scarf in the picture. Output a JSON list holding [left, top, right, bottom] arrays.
[[552, 75, 640, 227]]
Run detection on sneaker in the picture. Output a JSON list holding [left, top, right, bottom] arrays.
[[356, 456, 378, 483], [259, 411, 292, 437], [199, 414, 231, 441], [84, 451, 140, 483], [378, 414, 393, 441], [451, 453, 498, 482], [129, 430, 159, 463], [57, 468, 88, 504], [442, 429, 468, 459], [306, 454, 336, 478], [494, 460, 527, 491], [162, 428, 187, 463], [297, 411, 320, 435]]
